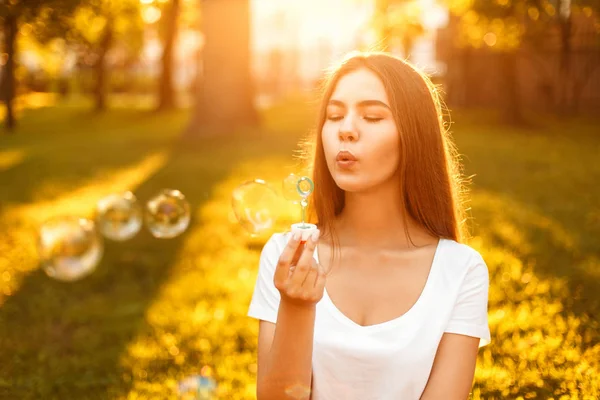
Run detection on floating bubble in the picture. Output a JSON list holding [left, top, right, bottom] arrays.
[[38, 216, 103, 282], [232, 179, 282, 236], [96, 192, 142, 241], [146, 189, 191, 238], [177, 366, 217, 400], [282, 173, 301, 203]]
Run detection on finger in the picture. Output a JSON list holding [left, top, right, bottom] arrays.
[[289, 230, 320, 288], [301, 262, 319, 289], [296, 229, 320, 270], [290, 240, 305, 266], [315, 263, 327, 290], [288, 254, 312, 289], [313, 260, 326, 287], [274, 233, 302, 285], [301, 258, 319, 288]]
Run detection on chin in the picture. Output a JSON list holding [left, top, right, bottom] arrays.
[[332, 174, 368, 193]]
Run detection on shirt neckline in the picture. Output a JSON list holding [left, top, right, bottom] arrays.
[[314, 237, 445, 333]]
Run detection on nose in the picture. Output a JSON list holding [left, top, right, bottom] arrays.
[[338, 116, 358, 142]]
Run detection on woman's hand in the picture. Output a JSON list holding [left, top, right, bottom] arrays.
[[273, 230, 325, 308]]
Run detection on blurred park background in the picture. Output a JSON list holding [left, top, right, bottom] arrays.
[[0, 0, 599, 399]]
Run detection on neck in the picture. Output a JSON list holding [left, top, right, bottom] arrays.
[[334, 182, 434, 249]]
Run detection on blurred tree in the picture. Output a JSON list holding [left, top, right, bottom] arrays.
[[0, 0, 80, 131], [156, 0, 180, 111], [372, 0, 425, 58], [185, 0, 257, 136], [151, 0, 200, 111], [446, 0, 528, 124], [555, 0, 600, 114], [66, 0, 143, 111], [445, 0, 600, 121]]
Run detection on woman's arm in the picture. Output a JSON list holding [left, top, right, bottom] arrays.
[[257, 302, 316, 400], [256, 232, 324, 400], [419, 333, 480, 400]]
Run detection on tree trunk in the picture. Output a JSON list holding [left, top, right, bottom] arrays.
[[268, 48, 283, 98], [157, 0, 180, 111], [462, 46, 474, 107], [571, 56, 600, 115], [376, 0, 391, 51], [401, 35, 414, 60], [558, 13, 572, 115], [185, 0, 258, 136], [2, 14, 18, 132], [501, 51, 525, 125], [95, 24, 113, 112]]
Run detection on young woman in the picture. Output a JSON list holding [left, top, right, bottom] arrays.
[[247, 51, 491, 400]]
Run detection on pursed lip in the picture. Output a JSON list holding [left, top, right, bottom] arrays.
[[336, 150, 357, 162]]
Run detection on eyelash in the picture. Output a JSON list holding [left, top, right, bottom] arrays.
[[326, 115, 383, 123]]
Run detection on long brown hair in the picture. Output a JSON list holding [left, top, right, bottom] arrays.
[[300, 51, 471, 265]]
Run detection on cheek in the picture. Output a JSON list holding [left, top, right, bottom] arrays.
[[365, 123, 400, 161], [321, 125, 338, 154]]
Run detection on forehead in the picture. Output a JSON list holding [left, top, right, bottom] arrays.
[[329, 68, 389, 104]]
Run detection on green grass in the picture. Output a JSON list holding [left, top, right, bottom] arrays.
[[0, 96, 599, 399]]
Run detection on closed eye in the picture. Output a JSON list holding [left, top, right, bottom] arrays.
[[326, 115, 344, 122], [363, 116, 383, 123]]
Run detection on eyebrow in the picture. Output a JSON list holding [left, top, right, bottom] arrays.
[[328, 99, 391, 110]]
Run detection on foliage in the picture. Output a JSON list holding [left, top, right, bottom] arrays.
[[445, 0, 600, 50], [0, 97, 599, 398], [66, 0, 144, 65], [370, 0, 426, 55], [140, 0, 201, 40], [0, 0, 72, 21]]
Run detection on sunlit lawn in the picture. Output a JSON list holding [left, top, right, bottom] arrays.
[[0, 96, 598, 399]]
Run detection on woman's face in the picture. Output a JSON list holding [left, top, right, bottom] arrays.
[[322, 68, 400, 193]]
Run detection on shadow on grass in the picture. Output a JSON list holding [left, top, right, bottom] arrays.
[[456, 118, 600, 327], [0, 102, 307, 398], [0, 138, 226, 398], [453, 118, 600, 397], [0, 107, 186, 208]]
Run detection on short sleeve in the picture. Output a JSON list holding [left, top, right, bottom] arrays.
[[444, 252, 491, 348], [247, 233, 285, 324]]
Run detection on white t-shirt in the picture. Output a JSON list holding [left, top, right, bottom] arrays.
[[247, 232, 491, 400]]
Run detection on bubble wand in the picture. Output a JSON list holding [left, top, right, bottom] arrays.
[[290, 176, 318, 243]]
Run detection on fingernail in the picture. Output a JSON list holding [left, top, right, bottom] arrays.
[[293, 232, 301, 241], [311, 230, 320, 242]]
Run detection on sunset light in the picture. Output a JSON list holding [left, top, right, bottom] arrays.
[[4, 0, 599, 397]]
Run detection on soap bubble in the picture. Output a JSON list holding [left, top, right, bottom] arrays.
[[232, 179, 282, 235], [282, 173, 301, 203], [38, 216, 103, 282], [177, 366, 217, 400], [146, 189, 191, 238], [282, 174, 314, 203], [96, 192, 142, 241]]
